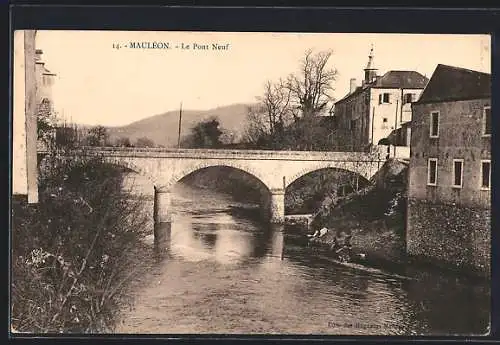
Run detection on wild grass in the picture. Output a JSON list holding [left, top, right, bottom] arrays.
[[11, 152, 150, 333]]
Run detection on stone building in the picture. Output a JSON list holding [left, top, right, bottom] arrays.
[[12, 31, 57, 204], [406, 64, 491, 276], [35, 49, 58, 151], [331, 46, 428, 152]]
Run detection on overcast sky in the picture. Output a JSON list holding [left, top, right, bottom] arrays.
[[32, 31, 490, 126]]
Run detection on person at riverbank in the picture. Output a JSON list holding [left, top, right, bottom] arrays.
[[307, 227, 329, 240], [330, 230, 352, 252]]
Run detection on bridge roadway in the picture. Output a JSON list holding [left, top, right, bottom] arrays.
[[42, 146, 387, 248]]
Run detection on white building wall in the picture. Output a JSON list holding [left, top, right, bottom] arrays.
[[12, 31, 27, 196], [369, 87, 424, 145]]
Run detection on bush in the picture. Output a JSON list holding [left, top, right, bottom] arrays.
[[11, 152, 149, 333]]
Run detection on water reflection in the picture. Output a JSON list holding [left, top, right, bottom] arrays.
[[165, 219, 284, 265]]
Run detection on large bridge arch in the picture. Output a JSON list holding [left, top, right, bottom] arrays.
[[163, 160, 273, 192], [167, 163, 275, 221]]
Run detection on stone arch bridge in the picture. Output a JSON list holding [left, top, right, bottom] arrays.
[[55, 147, 386, 225]]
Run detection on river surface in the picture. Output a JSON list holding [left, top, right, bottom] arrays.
[[116, 175, 490, 336]]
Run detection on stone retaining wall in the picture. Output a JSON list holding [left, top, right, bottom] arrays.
[[406, 198, 490, 277]]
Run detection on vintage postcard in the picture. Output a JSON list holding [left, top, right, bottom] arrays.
[[11, 30, 491, 336]]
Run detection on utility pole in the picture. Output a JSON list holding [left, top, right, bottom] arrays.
[[394, 99, 399, 158], [177, 102, 183, 149], [371, 107, 375, 147]]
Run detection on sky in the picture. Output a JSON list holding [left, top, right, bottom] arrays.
[[31, 31, 491, 127]]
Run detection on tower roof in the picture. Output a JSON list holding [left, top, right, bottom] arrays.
[[365, 44, 377, 71]]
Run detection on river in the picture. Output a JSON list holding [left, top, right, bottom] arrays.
[[115, 174, 490, 336]]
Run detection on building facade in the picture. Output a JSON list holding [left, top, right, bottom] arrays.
[[35, 49, 58, 152], [332, 47, 428, 152], [12, 31, 57, 203], [406, 64, 491, 276]]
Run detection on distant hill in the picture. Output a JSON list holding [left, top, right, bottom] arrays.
[[106, 103, 253, 147]]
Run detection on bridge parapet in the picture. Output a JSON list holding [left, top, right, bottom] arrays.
[[70, 146, 385, 162]]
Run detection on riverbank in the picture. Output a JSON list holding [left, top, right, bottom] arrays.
[[288, 189, 407, 270], [289, 170, 490, 280], [11, 154, 153, 333]]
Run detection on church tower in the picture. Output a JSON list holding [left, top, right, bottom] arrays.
[[363, 44, 378, 86]]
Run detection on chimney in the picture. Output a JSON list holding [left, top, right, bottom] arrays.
[[350, 78, 357, 94], [35, 49, 43, 62]]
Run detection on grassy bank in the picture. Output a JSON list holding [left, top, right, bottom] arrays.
[[302, 187, 407, 267], [11, 153, 152, 333], [300, 160, 408, 268]]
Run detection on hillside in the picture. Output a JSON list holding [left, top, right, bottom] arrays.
[[106, 103, 253, 147]]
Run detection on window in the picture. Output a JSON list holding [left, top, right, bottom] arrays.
[[383, 118, 388, 123], [427, 158, 438, 186], [483, 106, 491, 136], [379, 93, 391, 104], [430, 111, 439, 138], [452, 159, 464, 188], [481, 160, 491, 190], [404, 93, 414, 104], [383, 93, 390, 103]]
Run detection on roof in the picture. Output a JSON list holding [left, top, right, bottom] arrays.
[[416, 64, 491, 104], [335, 86, 366, 104], [372, 70, 429, 89], [335, 70, 428, 105], [43, 67, 56, 76]]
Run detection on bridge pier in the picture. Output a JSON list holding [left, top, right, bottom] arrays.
[[270, 189, 285, 224], [153, 187, 172, 250]]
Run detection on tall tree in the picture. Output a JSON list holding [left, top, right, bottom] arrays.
[[243, 48, 338, 151], [260, 79, 294, 138], [243, 79, 294, 149], [287, 49, 337, 118]]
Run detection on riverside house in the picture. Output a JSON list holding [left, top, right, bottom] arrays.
[[406, 64, 491, 276]]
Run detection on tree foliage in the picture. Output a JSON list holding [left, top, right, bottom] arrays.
[[86, 126, 109, 147], [114, 137, 133, 147], [135, 137, 155, 148], [181, 117, 223, 148], [37, 98, 57, 150]]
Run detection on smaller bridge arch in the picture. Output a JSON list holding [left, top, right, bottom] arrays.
[[284, 164, 373, 190], [104, 156, 159, 188]]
